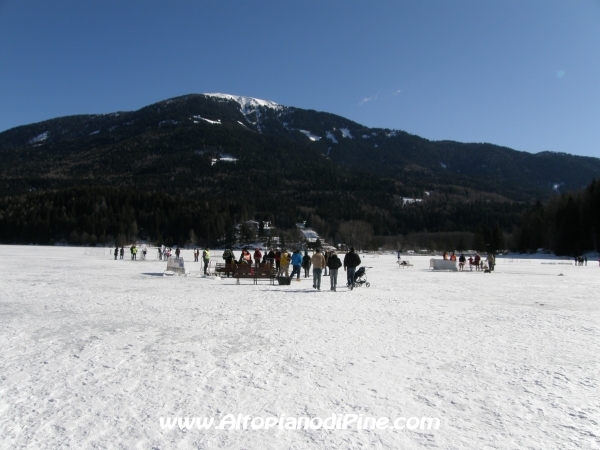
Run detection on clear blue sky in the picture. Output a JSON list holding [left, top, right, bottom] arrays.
[[1, 1, 599, 157]]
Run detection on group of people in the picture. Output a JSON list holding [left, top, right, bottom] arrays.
[[443, 251, 495, 272], [113, 245, 147, 260], [574, 256, 588, 266], [217, 246, 363, 291], [156, 246, 177, 261]]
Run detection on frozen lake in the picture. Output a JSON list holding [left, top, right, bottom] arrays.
[[0, 246, 598, 449]]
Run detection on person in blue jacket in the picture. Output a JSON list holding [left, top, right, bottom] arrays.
[[290, 248, 303, 280]]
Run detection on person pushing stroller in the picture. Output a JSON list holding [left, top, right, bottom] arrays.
[[343, 247, 361, 290]]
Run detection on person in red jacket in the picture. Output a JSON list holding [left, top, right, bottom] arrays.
[[253, 247, 262, 265]]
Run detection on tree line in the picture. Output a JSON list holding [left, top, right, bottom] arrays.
[[516, 179, 600, 255], [0, 185, 526, 250]]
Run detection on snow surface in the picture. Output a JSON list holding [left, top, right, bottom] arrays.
[[0, 246, 598, 449]]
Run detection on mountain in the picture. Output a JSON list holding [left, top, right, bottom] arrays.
[[1, 93, 598, 199], [0, 93, 599, 246]]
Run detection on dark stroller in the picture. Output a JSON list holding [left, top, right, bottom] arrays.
[[349, 266, 371, 288]]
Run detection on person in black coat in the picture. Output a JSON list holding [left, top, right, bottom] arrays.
[[302, 251, 311, 278], [326, 251, 343, 291], [343, 247, 361, 290]]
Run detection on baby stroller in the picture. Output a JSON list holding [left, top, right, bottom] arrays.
[[349, 266, 371, 288]]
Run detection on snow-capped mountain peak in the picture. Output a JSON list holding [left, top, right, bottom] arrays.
[[203, 93, 282, 114]]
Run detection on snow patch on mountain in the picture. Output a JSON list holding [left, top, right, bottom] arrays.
[[299, 130, 321, 141], [193, 115, 221, 125], [326, 131, 338, 144], [340, 128, 353, 139], [29, 132, 48, 144]]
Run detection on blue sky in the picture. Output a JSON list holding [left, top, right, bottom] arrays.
[[1, 1, 599, 157]]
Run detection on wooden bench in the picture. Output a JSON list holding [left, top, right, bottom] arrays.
[[214, 262, 277, 284], [214, 263, 237, 277]]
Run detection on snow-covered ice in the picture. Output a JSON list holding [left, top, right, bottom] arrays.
[[0, 246, 598, 449]]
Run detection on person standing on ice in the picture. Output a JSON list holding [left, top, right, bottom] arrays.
[[290, 248, 303, 280], [274, 249, 281, 273], [311, 249, 326, 290], [253, 247, 262, 265], [119, 247, 124, 259], [279, 249, 290, 277], [266, 248, 275, 265], [327, 251, 342, 291], [343, 247, 361, 290], [175, 247, 180, 261], [487, 253, 495, 271], [323, 251, 330, 276], [202, 247, 210, 275], [302, 251, 311, 278], [458, 254, 466, 271], [114, 247, 118, 260]]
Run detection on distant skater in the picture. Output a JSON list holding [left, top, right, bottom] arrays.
[[119, 247, 124, 259], [114, 247, 118, 260]]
